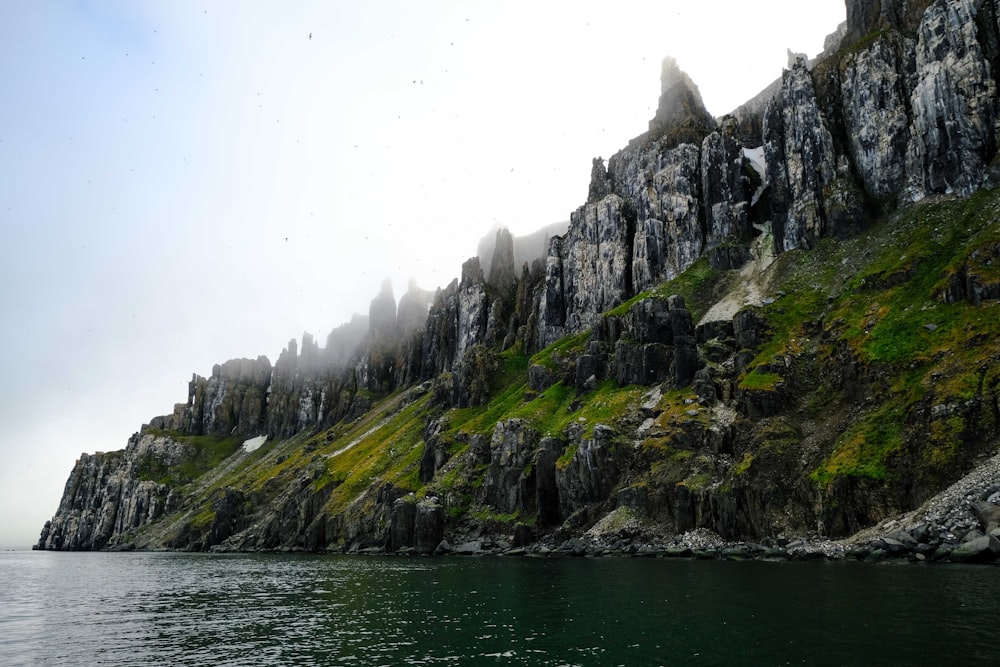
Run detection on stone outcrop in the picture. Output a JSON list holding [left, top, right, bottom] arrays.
[[482, 420, 540, 514], [648, 56, 717, 143], [397, 280, 433, 334], [588, 157, 612, 203], [840, 31, 915, 202], [487, 228, 517, 301], [625, 144, 703, 291], [904, 0, 998, 198], [368, 279, 398, 339], [36, 433, 187, 550], [765, 56, 840, 251], [184, 357, 271, 436], [456, 258, 489, 361], [388, 495, 444, 554], [556, 425, 625, 517], [590, 296, 702, 388], [701, 118, 754, 254]]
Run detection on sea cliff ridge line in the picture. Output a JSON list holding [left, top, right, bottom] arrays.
[[38, 0, 1000, 563]]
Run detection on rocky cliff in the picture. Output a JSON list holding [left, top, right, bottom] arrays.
[[38, 0, 1000, 563]]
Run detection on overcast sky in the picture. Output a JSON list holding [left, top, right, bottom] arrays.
[[0, 0, 846, 549]]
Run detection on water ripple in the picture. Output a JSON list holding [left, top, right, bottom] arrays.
[[3, 552, 1000, 665]]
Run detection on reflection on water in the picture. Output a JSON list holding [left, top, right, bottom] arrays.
[[1, 551, 998, 665]]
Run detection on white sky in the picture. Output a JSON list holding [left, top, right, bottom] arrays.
[[0, 0, 846, 549]]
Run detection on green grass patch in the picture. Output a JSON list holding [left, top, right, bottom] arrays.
[[738, 371, 782, 391], [530, 331, 590, 370], [556, 443, 579, 470], [136, 430, 244, 487], [469, 508, 522, 524], [810, 403, 905, 486], [324, 394, 433, 513], [681, 471, 713, 490], [833, 189, 1000, 367], [450, 376, 642, 442], [924, 415, 967, 469], [733, 452, 754, 475], [605, 256, 726, 322], [190, 507, 216, 530], [652, 388, 709, 433]]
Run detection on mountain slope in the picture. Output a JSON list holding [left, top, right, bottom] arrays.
[[38, 0, 1000, 561]]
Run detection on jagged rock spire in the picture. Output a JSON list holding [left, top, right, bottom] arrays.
[[587, 157, 611, 203], [647, 56, 716, 144], [487, 227, 517, 298], [368, 278, 397, 339], [397, 278, 432, 334]]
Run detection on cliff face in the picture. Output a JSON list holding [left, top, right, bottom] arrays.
[[37, 434, 185, 550], [39, 0, 1000, 559]]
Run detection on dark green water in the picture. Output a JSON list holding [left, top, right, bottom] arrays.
[[1, 551, 997, 665]]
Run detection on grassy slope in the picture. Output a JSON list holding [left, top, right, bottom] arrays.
[[141, 189, 1000, 542]]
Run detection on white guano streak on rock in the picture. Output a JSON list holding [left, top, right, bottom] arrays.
[[329, 417, 392, 459]]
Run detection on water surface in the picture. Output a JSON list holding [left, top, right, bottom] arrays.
[[1, 551, 997, 665]]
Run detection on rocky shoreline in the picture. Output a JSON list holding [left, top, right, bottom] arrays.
[[349, 447, 1000, 565], [351, 522, 999, 565]]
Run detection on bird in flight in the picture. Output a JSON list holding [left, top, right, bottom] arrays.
[[308, 32, 313, 40]]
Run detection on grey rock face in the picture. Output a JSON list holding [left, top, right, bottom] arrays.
[[487, 228, 517, 300], [630, 145, 703, 292], [536, 235, 567, 348], [591, 296, 701, 388], [669, 295, 700, 387], [556, 424, 624, 516], [449, 345, 499, 408], [846, 0, 885, 41], [612, 340, 670, 386], [416, 258, 495, 382], [588, 157, 612, 203], [368, 279, 398, 339], [701, 118, 753, 253], [535, 437, 564, 525], [841, 32, 917, 200], [418, 281, 461, 379], [418, 418, 451, 484], [606, 135, 703, 292], [527, 364, 556, 393], [482, 420, 539, 514], [388, 497, 417, 551], [397, 280, 433, 335], [733, 308, 770, 351], [186, 356, 271, 437], [414, 498, 445, 553], [846, 0, 937, 41], [565, 195, 633, 331], [905, 0, 998, 198], [456, 258, 489, 361], [36, 432, 188, 550], [765, 59, 837, 251], [537, 195, 633, 347], [574, 349, 604, 393], [648, 56, 717, 143]]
